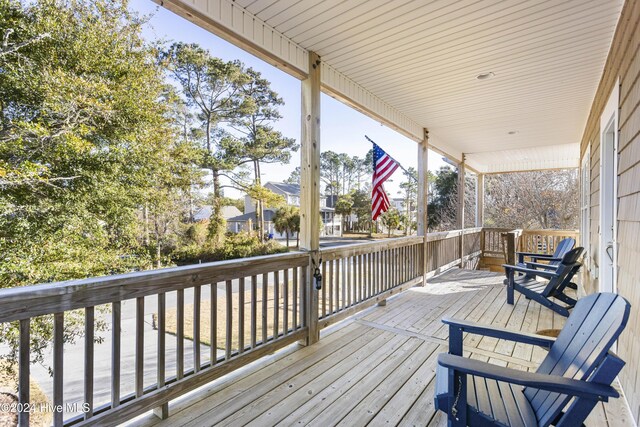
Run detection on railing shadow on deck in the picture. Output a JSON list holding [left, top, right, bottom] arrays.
[[0, 226, 581, 426]]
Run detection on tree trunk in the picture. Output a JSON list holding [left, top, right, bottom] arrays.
[[208, 170, 225, 246], [285, 231, 289, 248], [143, 204, 149, 246]]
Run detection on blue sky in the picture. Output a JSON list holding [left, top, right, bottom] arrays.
[[131, 0, 447, 198]]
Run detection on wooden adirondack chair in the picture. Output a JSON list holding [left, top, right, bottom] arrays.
[[435, 292, 630, 427], [516, 237, 576, 267], [504, 247, 584, 317], [514, 237, 577, 287]]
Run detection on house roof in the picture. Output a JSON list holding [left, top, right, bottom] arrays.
[[227, 209, 277, 223], [265, 182, 300, 196], [160, 0, 624, 173], [193, 205, 242, 221]]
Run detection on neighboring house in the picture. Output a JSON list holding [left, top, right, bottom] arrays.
[[227, 208, 300, 239], [244, 181, 300, 213], [242, 181, 340, 237], [192, 205, 243, 232]]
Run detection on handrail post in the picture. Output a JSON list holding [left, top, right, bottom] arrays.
[[417, 129, 429, 286], [505, 231, 517, 266], [300, 51, 321, 345]]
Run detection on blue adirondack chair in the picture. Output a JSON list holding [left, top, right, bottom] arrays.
[[516, 237, 575, 267], [514, 237, 576, 287], [504, 247, 584, 317], [435, 292, 629, 427]]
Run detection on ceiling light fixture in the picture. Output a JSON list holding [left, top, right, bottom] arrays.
[[508, 131, 518, 135], [475, 72, 495, 81]]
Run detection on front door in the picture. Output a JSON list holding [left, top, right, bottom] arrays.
[[599, 85, 619, 294]]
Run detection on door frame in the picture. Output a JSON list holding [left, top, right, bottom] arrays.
[[598, 81, 619, 294]]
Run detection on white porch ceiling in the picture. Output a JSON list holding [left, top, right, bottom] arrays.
[[158, 0, 623, 173]]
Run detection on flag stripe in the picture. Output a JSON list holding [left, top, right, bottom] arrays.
[[371, 142, 401, 221]]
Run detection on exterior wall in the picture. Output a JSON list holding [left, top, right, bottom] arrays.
[[579, 0, 640, 422]]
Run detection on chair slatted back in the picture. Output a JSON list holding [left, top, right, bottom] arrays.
[[524, 292, 630, 426], [540, 247, 583, 297], [549, 238, 576, 266]]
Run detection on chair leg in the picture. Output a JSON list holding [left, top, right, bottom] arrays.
[[507, 283, 514, 304]]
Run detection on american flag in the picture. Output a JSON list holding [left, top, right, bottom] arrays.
[[371, 142, 400, 221]]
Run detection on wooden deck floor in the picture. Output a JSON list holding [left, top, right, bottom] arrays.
[[129, 269, 633, 427]]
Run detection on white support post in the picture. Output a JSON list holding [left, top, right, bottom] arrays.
[[300, 51, 321, 345], [458, 156, 466, 267], [477, 173, 484, 227], [417, 129, 429, 285]]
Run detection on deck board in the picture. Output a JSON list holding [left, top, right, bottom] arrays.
[[127, 268, 633, 427]]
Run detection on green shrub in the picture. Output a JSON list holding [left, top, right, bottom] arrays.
[[171, 232, 287, 265]]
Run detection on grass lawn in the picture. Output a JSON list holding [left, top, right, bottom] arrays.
[[160, 284, 300, 353]]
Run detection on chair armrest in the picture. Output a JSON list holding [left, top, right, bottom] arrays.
[[517, 251, 553, 258], [525, 261, 559, 270], [441, 317, 555, 348], [531, 256, 562, 262], [438, 354, 618, 401], [503, 264, 558, 279]]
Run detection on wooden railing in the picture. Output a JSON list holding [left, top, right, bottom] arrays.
[[518, 229, 579, 254], [318, 236, 424, 328], [0, 230, 484, 426], [479, 228, 580, 271], [0, 252, 310, 426]]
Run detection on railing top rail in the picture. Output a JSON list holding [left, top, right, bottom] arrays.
[[520, 229, 580, 235], [0, 251, 309, 323], [462, 227, 483, 235], [426, 230, 462, 241], [319, 236, 423, 260]]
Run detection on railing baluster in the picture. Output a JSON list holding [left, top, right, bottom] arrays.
[[194, 286, 201, 370], [238, 278, 245, 351], [19, 319, 30, 427], [85, 307, 95, 418], [273, 271, 279, 339], [262, 273, 268, 344], [369, 252, 373, 297], [177, 290, 184, 379], [340, 257, 346, 309], [335, 259, 340, 311], [346, 256, 351, 307], [283, 270, 288, 335], [358, 255, 363, 303], [225, 280, 232, 359], [328, 260, 334, 314], [155, 293, 168, 419], [53, 312, 64, 427], [210, 283, 217, 364], [292, 267, 298, 329], [301, 265, 308, 330], [251, 275, 257, 347], [135, 297, 144, 398], [321, 261, 326, 317], [112, 301, 121, 408], [384, 249, 388, 290], [53, 312, 64, 426]]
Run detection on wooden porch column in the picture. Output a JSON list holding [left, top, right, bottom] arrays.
[[417, 129, 429, 285], [477, 173, 485, 227], [300, 51, 321, 345], [458, 156, 466, 266]]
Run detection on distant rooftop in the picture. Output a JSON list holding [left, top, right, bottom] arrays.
[[265, 182, 300, 196]]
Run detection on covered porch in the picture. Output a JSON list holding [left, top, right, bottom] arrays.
[[3, 0, 638, 425], [128, 268, 631, 427]]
